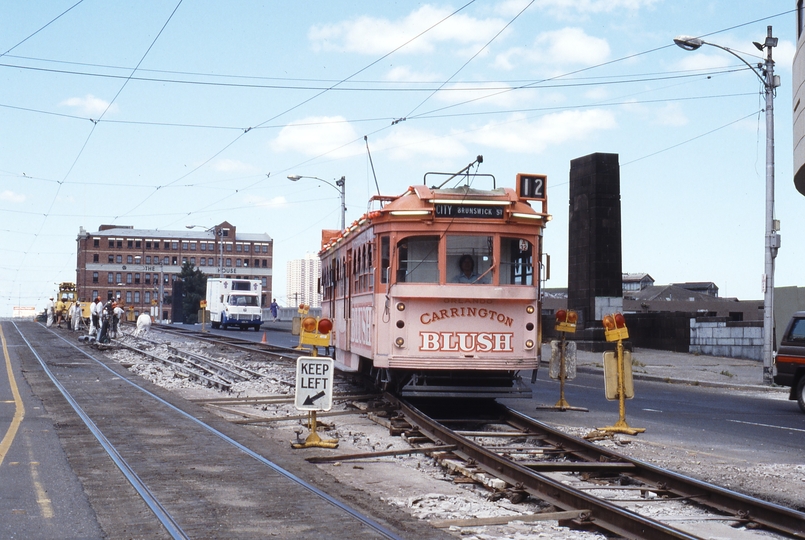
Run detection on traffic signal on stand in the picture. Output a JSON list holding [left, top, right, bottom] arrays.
[[554, 309, 578, 333], [603, 312, 628, 342]]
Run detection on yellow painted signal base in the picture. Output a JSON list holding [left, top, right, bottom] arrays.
[[604, 326, 629, 342], [555, 321, 577, 333]]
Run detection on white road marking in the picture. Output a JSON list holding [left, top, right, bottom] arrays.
[[727, 419, 805, 433]]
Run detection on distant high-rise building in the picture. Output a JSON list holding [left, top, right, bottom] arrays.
[[286, 254, 321, 308]]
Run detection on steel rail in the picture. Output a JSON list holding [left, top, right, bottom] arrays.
[[388, 393, 703, 540], [499, 405, 805, 539], [154, 325, 302, 362], [38, 324, 403, 540], [116, 341, 233, 390], [13, 323, 190, 540]]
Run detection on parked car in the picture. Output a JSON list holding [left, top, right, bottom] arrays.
[[775, 311, 805, 413]]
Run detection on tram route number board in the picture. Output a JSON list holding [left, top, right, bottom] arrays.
[[294, 356, 334, 411]]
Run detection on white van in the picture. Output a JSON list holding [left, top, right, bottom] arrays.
[[206, 278, 263, 331]]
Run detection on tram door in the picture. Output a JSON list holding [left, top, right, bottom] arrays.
[[344, 249, 353, 351]]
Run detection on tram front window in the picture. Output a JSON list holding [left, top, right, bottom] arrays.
[[447, 235, 492, 284], [500, 237, 534, 285], [397, 236, 439, 283]]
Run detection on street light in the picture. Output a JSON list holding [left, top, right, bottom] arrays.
[[675, 26, 780, 384], [186, 224, 224, 278], [287, 174, 347, 230]]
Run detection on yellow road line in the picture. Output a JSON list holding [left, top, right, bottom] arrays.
[[0, 324, 25, 467]]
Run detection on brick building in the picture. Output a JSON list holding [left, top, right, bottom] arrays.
[[75, 221, 273, 321]]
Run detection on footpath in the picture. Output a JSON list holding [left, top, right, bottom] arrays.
[[547, 344, 787, 393]]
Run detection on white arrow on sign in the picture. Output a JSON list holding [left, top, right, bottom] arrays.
[[294, 356, 334, 411]]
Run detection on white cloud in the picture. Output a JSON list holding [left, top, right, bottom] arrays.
[[270, 116, 359, 158], [0, 190, 25, 203], [242, 195, 288, 208], [534, 0, 658, 19], [308, 5, 506, 55], [59, 94, 118, 116], [375, 126, 468, 161], [654, 103, 688, 127], [459, 110, 617, 153], [495, 27, 610, 72], [213, 159, 255, 173]]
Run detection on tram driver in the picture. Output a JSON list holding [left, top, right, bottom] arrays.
[[451, 254, 490, 284]]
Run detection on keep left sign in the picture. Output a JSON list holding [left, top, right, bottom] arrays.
[[294, 356, 334, 411]]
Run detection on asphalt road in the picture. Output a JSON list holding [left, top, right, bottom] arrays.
[[508, 370, 805, 466]]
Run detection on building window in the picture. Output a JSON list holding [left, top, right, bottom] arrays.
[[145, 291, 151, 303], [116, 273, 122, 283], [127, 240, 133, 248], [93, 238, 100, 248], [109, 239, 114, 248], [172, 257, 178, 265], [134, 291, 140, 303], [226, 258, 232, 267], [107, 273, 113, 284], [108, 255, 114, 263], [164, 241, 170, 249], [135, 273, 140, 284], [146, 241, 152, 249], [172, 242, 178, 250], [236, 244, 242, 252], [92, 272, 99, 283], [163, 256, 169, 264], [126, 273, 132, 284], [201, 243, 207, 251], [146, 256, 151, 264], [136, 240, 141, 248], [262, 245, 268, 253], [126, 291, 132, 303], [182, 242, 188, 250], [236, 259, 242, 267], [127, 255, 133, 264], [190, 257, 195, 265], [261, 277, 267, 287], [226, 243, 232, 252], [190, 243, 196, 251], [154, 274, 159, 283], [91, 253, 98, 262], [245, 245, 250, 253], [134, 256, 141, 264], [92, 290, 98, 300], [199, 258, 205, 266], [145, 274, 151, 284], [116, 255, 123, 263], [222, 228, 229, 237], [244, 259, 249, 267], [117, 240, 123, 248]]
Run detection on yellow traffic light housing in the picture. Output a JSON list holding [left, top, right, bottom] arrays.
[[554, 309, 578, 333], [603, 312, 628, 341]]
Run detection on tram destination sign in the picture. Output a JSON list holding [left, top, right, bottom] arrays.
[[435, 204, 504, 219]]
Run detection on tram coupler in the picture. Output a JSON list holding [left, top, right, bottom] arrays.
[[291, 410, 339, 449]]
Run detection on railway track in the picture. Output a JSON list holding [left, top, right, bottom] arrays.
[[86, 324, 805, 538], [10, 322, 408, 539], [383, 395, 805, 539]]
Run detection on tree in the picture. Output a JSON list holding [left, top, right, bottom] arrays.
[[179, 262, 207, 324]]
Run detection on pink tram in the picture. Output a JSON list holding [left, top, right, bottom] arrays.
[[318, 159, 549, 398]]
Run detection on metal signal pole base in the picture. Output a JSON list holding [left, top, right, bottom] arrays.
[[598, 420, 645, 436], [291, 410, 339, 449]]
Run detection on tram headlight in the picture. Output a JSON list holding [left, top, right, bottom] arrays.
[[525, 339, 535, 349], [395, 337, 405, 347], [396, 302, 405, 311], [526, 305, 535, 314]]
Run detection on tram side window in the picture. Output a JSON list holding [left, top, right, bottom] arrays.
[[446, 235, 493, 284], [380, 236, 390, 284], [500, 237, 534, 285], [397, 236, 439, 283]]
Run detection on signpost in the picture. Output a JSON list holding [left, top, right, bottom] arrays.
[[292, 356, 338, 449]]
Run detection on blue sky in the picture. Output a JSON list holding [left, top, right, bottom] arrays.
[[0, 1, 799, 314]]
